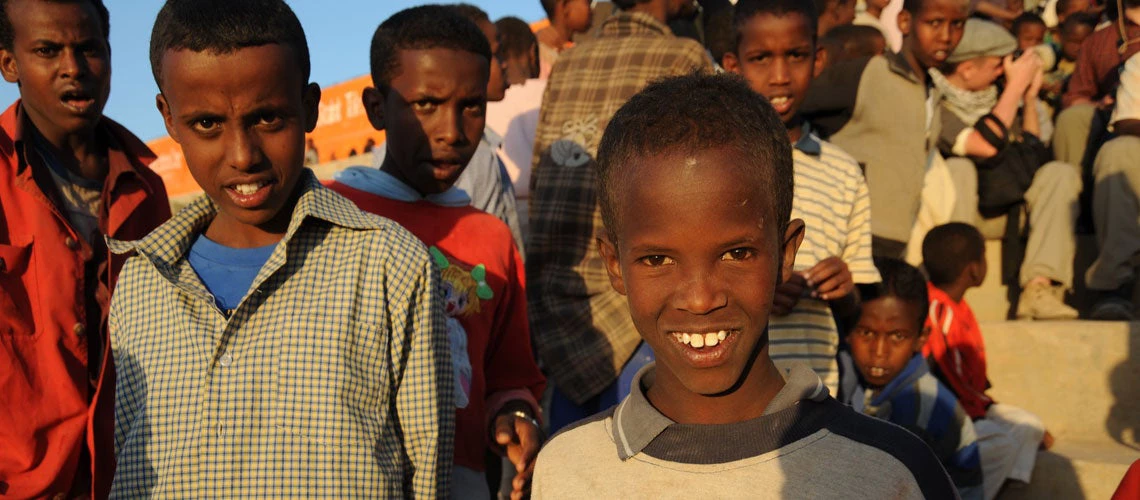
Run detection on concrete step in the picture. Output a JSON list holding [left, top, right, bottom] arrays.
[[998, 440, 1140, 500]]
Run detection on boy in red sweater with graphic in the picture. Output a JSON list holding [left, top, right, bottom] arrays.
[[327, 6, 545, 500], [922, 223, 1053, 499]]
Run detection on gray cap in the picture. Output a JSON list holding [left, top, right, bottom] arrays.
[[948, 19, 1017, 63]]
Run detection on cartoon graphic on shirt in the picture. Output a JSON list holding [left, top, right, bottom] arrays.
[[430, 246, 493, 409]]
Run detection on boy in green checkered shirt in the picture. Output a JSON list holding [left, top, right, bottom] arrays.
[[106, 0, 454, 497]]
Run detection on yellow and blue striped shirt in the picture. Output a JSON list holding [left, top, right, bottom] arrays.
[[107, 171, 453, 498]]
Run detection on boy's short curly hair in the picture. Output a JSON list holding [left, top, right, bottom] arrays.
[[859, 257, 930, 329], [734, 0, 820, 50], [0, 0, 109, 50], [149, 0, 309, 90], [369, 5, 491, 89], [497, 16, 538, 60], [922, 222, 984, 287], [597, 72, 793, 243]]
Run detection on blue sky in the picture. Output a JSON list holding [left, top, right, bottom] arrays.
[[0, 0, 547, 141]]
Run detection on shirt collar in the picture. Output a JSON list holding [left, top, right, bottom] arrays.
[[793, 122, 822, 156], [611, 361, 829, 460], [108, 169, 381, 271], [885, 49, 923, 84], [598, 11, 673, 39]]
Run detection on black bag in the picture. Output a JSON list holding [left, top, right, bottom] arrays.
[[971, 113, 1051, 217]]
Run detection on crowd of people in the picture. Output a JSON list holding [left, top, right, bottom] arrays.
[[2, 0, 1140, 498]]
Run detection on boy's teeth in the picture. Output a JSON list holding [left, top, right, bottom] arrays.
[[870, 367, 885, 377], [233, 182, 264, 195], [674, 330, 730, 349], [770, 97, 789, 105]]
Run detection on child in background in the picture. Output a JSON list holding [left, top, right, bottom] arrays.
[[1013, 12, 1049, 51], [110, 0, 453, 496], [535, 0, 593, 78], [814, 0, 857, 36], [822, 23, 888, 65], [328, 6, 545, 499], [838, 257, 984, 500], [1043, 13, 1098, 112], [922, 223, 1051, 499], [723, 0, 880, 395], [532, 72, 957, 500]]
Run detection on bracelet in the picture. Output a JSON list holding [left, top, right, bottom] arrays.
[[511, 410, 542, 433]]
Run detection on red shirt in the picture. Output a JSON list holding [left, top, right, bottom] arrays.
[[329, 182, 545, 471], [0, 101, 170, 498], [923, 283, 993, 420], [1063, 21, 1140, 108]]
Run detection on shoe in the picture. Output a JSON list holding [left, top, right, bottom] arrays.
[[1089, 296, 1135, 321], [1017, 282, 1080, 320]]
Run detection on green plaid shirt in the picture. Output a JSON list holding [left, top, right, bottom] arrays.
[[107, 171, 453, 498], [527, 12, 713, 403]]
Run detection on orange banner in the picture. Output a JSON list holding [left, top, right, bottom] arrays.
[[147, 74, 386, 199]]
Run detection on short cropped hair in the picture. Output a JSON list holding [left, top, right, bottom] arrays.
[[149, 0, 309, 89], [450, 3, 490, 25], [860, 257, 930, 329], [922, 222, 984, 286], [704, 6, 736, 65], [1061, 11, 1097, 35], [0, 0, 109, 50], [1011, 12, 1046, 36], [540, 0, 557, 18], [497, 16, 537, 59], [613, 0, 651, 10], [735, 0, 820, 49], [903, 0, 967, 14], [821, 24, 885, 62], [369, 5, 491, 89], [597, 72, 793, 242]]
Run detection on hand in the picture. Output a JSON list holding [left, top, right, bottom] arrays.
[[803, 256, 854, 301], [1003, 51, 1041, 95], [772, 272, 808, 316], [1026, 65, 1044, 101], [1098, 94, 1116, 111], [494, 410, 543, 499]]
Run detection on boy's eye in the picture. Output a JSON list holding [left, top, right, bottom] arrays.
[[33, 47, 59, 57], [192, 118, 220, 133], [721, 248, 755, 261], [463, 101, 486, 114], [890, 331, 910, 342], [638, 255, 675, 267], [412, 100, 437, 112], [257, 113, 284, 128]]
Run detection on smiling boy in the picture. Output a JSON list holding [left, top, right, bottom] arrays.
[[723, 0, 879, 395], [107, 0, 453, 497], [0, 0, 171, 497], [531, 73, 956, 499], [803, 0, 969, 258], [329, 6, 545, 499]]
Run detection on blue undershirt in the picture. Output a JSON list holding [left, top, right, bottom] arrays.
[[187, 234, 276, 313]]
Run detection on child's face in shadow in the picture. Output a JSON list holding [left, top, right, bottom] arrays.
[[848, 296, 927, 389], [724, 12, 824, 128], [899, 0, 968, 71], [600, 146, 803, 401], [1060, 24, 1092, 61], [368, 47, 488, 196], [157, 43, 319, 246]]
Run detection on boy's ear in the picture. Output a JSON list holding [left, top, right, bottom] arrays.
[[915, 326, 930, 353], [302, 82, 321, 133], [0, 49, 18, 83], [897, 9, 912, 37], [597, 236, 627, 296], [155, 93, 180, 144], [362, 86, 386, 132], [813, 45, 827, 78], [779, 219, 806, 284], [721, 51, 740, 74]]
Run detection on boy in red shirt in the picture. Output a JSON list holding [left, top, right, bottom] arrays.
[[328, 6, 545, 499], [0, 0, 170, 497], [922, 223, 1052, 499]]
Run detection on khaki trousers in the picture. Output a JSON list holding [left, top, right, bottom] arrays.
[[1053, 103, 1097, 166], [1086, 136, 1140, 290]]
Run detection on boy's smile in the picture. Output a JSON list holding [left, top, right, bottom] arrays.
[[157, 43, 320, 248], [371, 47, 488, 196], [600, 146, 803, 413], [724, 12, 823, 134], [0, 0, 110, 145], [848, 296, 927, 389]]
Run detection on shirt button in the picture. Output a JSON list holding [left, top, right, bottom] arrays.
[[64, 237, 79, 250], [73, 323, 86, 338], [219, 353, 234, 367]]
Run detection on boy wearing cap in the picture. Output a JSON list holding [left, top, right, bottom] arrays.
[[930, 18, 1082, 321]]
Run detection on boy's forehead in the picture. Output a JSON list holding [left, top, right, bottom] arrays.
[[918, 0, 969, 16], [740, 11, 814, 44], [393, 46, 489, 79], [159, 43, 305, 96], [10, 0, 103, 40]]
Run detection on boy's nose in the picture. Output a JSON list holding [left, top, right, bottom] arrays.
[[674, 269, 728, 315], [227, 129, 264, 171], [58, 49, 87, 79]]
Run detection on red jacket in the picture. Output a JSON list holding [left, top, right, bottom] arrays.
[[0, 101, 170, 499], [923, 283, 994, 420]]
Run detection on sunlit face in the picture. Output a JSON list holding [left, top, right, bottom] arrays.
[[157, 44, 319, 247], [1016, 22, 1046, 51], [847, 296, 927, 389], [563, 0, 593, 34], [369, 47, 487, 196], [600, 146, 803, 398], [899, 0, 969, 71], [724, 13, 824, 127], [0, 0, 110, 144]]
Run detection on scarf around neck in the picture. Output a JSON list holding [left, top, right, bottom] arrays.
[[929, 68, 999, 126]]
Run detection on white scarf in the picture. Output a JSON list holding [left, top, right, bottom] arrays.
[[929, 68, 999, 126]]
